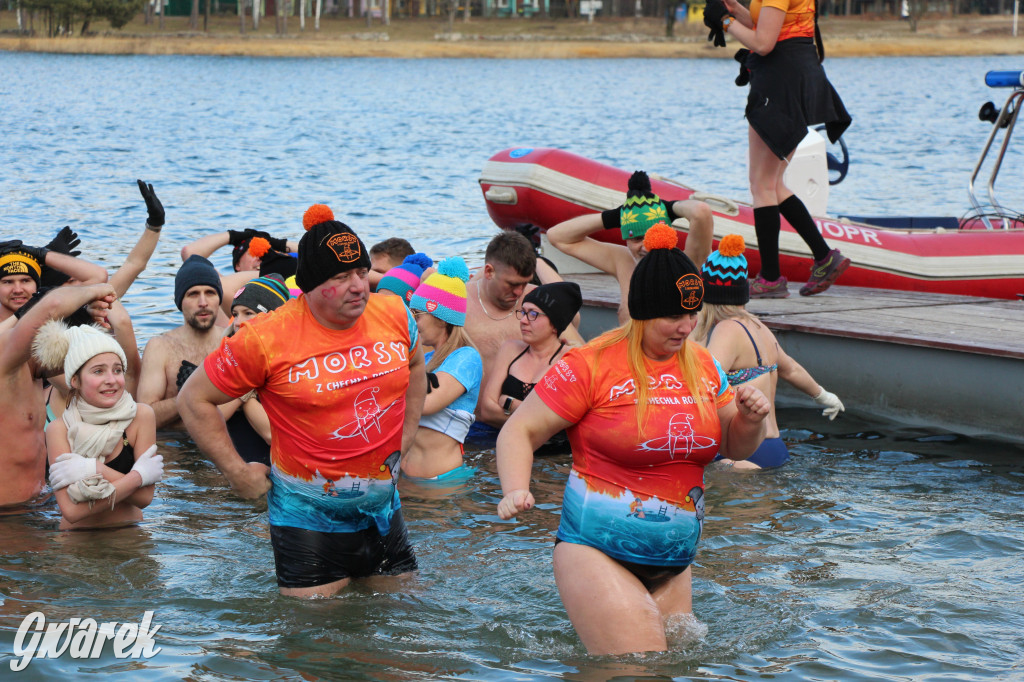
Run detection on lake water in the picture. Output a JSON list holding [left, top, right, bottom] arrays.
[[1, 52, 1023, 680]]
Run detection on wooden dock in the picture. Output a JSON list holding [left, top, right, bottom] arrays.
[[569, 273, 1024, 441]]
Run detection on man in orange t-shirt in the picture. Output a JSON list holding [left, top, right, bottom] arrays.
[[179, 207, 427, 598]]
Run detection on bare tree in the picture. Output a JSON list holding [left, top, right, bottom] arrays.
[[190, 0, 198, 29]]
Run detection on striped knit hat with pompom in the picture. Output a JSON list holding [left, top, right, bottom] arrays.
[[701, 234, 749, 306], [620, 171, 669, 240], [627, 223, 703, 320], [409, 256, 469, 327], [377, 253, 434, 304]]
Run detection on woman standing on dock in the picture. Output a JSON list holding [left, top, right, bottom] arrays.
[[495, 224, 770, 655], [704, 0, 852, 298], [695, 235, 845, 468]]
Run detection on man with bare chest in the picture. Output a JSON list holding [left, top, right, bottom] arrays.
[[138, 255, 225, 430], [465, 232, 583, 437], [0, 283, 116, 507]]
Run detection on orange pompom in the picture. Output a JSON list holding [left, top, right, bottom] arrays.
[[717, 234, 746, 257], [303, 204, 334, 231], [642, 223, 678, 251], [248, 237, 271, 258]]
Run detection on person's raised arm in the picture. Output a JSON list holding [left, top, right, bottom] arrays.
[[0, 283, 115, 376], [496, 392, 572, 520], [106, 299, 142, 398], [669, 200, 715, 269], [177, 365, 270, 498], [136, 336, 179, 429], [181, 232, 230, 262], [41, 250, 108, 285], [110, 180, 164, 297], [547, 214, 635, 279], [402, 345, 427, 456], [717, 384, 770, 461]]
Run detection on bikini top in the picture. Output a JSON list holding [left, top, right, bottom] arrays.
[[500, 342, 566, 401], [104, 432, 135, 475], [710, 320, 778, 386]]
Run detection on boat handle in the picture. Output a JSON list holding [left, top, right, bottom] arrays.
[[485, 186, 518, 205], [690, 191, 740, 216]]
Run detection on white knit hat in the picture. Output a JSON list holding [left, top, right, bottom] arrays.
[[33, 321, 127, 382]]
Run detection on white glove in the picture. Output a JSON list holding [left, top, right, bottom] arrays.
[[49, 452, 98, 491], [131, 445, 164, 487], [813, 387, 845, 421]]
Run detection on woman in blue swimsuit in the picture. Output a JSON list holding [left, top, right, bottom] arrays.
[[694, 235, 844, 468]]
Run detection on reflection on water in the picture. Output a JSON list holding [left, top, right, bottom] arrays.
[[1, 53, 1023, 679]]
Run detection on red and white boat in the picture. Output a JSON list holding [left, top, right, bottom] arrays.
[[479, 146, 1024, 300]]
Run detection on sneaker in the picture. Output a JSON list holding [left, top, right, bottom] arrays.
[[800, 249, 851, 296], [749, 274, 790, 299]]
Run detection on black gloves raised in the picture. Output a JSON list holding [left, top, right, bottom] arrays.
[[137, 180, 165, 228]]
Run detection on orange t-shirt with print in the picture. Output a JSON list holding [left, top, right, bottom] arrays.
[[751, 0, 815, 42], [205, 293, 418, 533]]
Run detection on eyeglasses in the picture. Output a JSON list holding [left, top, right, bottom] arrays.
[[515, 309, 546, 322]]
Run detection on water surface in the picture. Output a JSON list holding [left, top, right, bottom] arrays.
[[0, 53, 1022, 680]]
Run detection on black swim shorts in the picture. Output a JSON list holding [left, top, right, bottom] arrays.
[[270, 510, 417, 588]]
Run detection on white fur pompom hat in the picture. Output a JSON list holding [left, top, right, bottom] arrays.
[[33, 320, 127, 383]]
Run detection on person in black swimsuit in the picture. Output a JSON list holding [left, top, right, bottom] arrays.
[[479, 282, 582, 437]]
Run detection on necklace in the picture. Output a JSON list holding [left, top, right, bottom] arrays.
[[476, 282, 515, 321]]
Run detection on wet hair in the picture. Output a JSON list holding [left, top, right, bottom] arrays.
[[14, 287, 93, 328], [369, 238, 415, 263], [484, 231, 536, 278]]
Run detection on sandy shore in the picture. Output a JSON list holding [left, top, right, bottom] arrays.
[[1, 14, 1023, 58]]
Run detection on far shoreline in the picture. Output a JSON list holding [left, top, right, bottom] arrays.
[[2, 14, 1024, 59]]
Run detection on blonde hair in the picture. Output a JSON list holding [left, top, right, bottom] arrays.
[[693, 303, 760, 345], [426, 323, 477, 373], [589, 319, 715, 433]]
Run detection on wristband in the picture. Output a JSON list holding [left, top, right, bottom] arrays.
[[722, 16, 735, 31], [502, 396, 514, 415], [145, 223, 162, 233]]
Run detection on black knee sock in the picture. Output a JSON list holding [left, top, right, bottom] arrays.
[[753, 206, 781, 281], [779, 195, 830, 262]]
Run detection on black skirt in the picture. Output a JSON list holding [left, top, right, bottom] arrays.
[[745, 37, 852, 160]]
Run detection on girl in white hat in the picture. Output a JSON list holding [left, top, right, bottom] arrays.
[[35, 321, 163, 530]]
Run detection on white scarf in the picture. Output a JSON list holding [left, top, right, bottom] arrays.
[[63, 391, 138, 461]]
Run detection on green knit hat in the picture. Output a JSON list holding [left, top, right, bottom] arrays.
[[620, 171, 669, 240]]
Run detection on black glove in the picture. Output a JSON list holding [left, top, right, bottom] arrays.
[[19, 243, 49, 264], [176, 360, 198, 391], [45, 226, 81, 257], [704, 0, 729, 48], [426, 372, 439, 394], [137, 179, 165, 228], [0, 239, 24, 255], [734, 48, 751, 86]]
